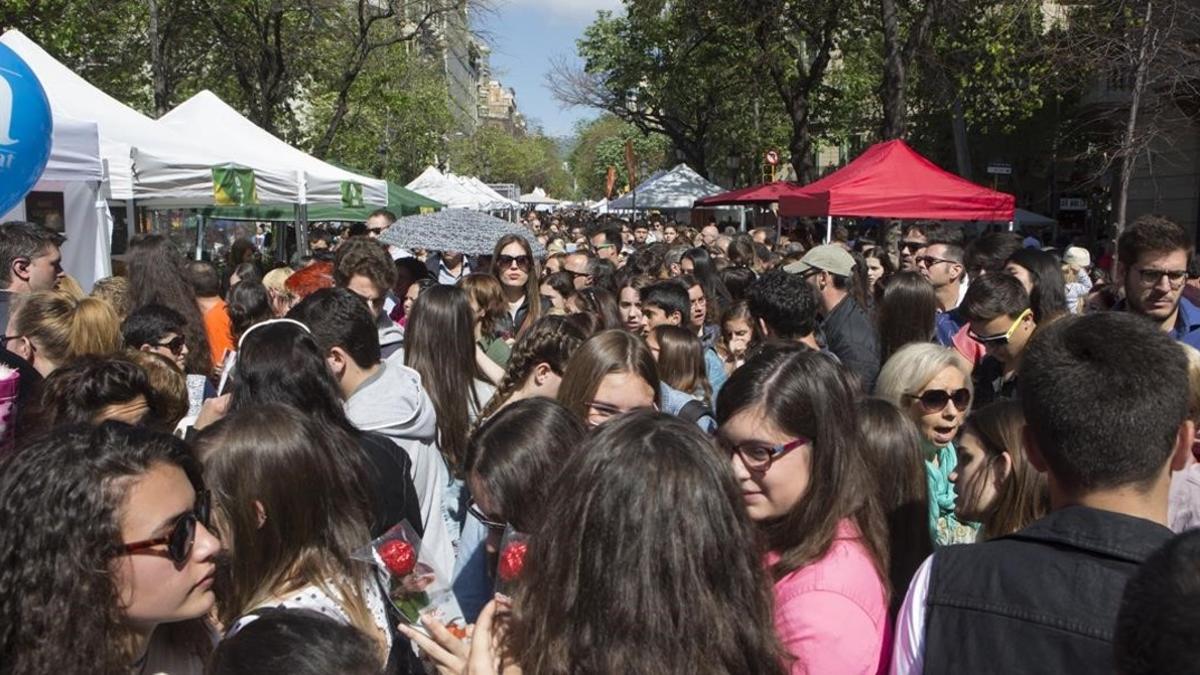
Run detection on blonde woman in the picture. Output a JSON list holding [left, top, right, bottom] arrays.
[[876, 343, 979, 545], [7, 291, 122, 376], [261, 266, 296, 317]]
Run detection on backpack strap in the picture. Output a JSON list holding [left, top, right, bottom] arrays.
[[676, 399, 714, 425]]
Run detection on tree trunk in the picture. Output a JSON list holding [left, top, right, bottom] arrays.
[[788, 100, 816, 183], [147, 0, 169, 116], [879, 0, 906, 139], [952, 98, 972, 179], [1115, 0, 1155, 240]]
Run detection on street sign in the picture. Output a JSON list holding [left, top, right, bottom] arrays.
[[765, 150, 779, 166], [1059, 197, 1087, 211], [986, 162, 1013, 175]]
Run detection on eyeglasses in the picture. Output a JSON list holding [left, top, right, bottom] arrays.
[[915, 255, 957, 269], [899, 240, 926, 254], [1136, 267, 1187, 289], [123, 490, 211, 565], [720, 436, 808, 471], [905, 388, 971, 413], [0, 334, 23, 347], [155, 335, 188, 356], [968, 309, 1031, 346], [468, 499, 506, 531], [586, 400, 656, 423], [565, 268, 590, 279], [591, 242, 615, 253], [497, 254, 531, 270]]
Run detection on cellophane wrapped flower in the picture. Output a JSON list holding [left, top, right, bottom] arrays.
[[494, 526, 529, 601], [353, 521, 466, 637]]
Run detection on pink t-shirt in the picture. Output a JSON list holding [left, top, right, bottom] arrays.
[[769, 520, 891, 675]]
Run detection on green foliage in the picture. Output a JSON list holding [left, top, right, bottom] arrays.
[[567, 115, 670, 199], [448, 126, 572, 197]]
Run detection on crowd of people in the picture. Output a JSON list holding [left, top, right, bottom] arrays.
[[0, 206, 1198, 675]]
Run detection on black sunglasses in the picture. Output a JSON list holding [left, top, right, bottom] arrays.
[[497, 254, 531, 270], [123, 490, 211, 565], [899, 240, 926, 254], [156, 335, 187, 356], [907, 388, 971, 413]]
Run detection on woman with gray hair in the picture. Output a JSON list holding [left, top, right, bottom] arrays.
[[876, 342, 979, 545]]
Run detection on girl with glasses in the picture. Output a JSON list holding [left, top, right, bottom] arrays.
[[557, 329, 660, 428], [876, 342, 979, 546], [490, 234, 543, 335], [716, 344, 890, 675], [0, 423, 219, 674]]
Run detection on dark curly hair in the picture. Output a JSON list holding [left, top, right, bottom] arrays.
[[744, 270, 818, 340], [126, 234, 212, 375], [0, 422, 208, 674], [478, 315, 586, 421], [38, 355, 160, 429]]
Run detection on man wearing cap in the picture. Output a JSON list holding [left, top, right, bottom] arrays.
[[1063, 246, 1094, 314], [785, 244, 881, 390]]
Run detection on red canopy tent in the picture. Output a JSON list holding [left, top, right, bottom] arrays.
[[694, 180, 805, 206], [778, 140, 1015, 223]]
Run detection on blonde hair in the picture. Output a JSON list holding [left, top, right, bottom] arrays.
[[262, 267, 296, 317], [90, 276, 131, 321], [1181, 343, 1200, 423], [11, 291, 122, 366], [55, 275, 85, 300], [876, 342, 973, 411]]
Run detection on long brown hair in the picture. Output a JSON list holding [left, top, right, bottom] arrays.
[[405, 284, 489, 477], [491, 234, 541, 333], [507, 411, 786, 675], [478, 315, 585, 421], [858, 397, 933, 616], [961, 401, 1049, 538], [715, 344, 889, 588], [11, 291, 122, 367], [197, 404, 383, 656], [459, 272, 509, 339], [651, 324, 711, 404], [557, 329, 661, 422], [876, 271, 937, 362], [126, 233, 212, 374]]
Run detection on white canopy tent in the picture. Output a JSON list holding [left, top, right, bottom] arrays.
[[607, 164, 724, 210], [159, 90, 387, 207], [1, 114, 113, 289], [406, 167, 518, 211], [0, 30, 301, 206], [519, 187, 559, 206]]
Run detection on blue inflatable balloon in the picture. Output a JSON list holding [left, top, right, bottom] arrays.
[[0, 43, 52, 217]]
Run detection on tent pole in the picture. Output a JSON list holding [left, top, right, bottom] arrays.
[[193, 215, 205, 261], [295, 204, 309, 257], [1007, 220, 1014, 233], [825, 215, 833, 243], [125, 198, 137, 243]]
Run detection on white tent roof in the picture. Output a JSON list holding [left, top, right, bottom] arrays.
[[0, 30, 300, 205], [608, 164, 723, 210], [159, 90, 386, 206], [520, 187, 559, 205], [405, 167, 518, 210], [44, 114, 103, 183]]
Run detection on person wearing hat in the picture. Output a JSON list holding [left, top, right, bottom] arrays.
[[1062, 246, 1094, 315], [784, 244, 881, 390]]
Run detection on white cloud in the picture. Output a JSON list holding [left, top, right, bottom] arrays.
[[498, 0, 623, 21]]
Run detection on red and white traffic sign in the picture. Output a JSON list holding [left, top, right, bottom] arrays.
[[765, 150, 779, 166]]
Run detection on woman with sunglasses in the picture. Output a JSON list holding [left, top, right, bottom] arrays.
[[716, 344, 890, 674], [876, 342, 979, 546], [0, 422, 219, 673], [443, 397, 586, 622], [491, 234, 543, 335], [557, 329, 660, 427], [197, 403, 421, 673]]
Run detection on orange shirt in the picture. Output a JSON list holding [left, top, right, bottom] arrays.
[[203, 299, 235, 369]]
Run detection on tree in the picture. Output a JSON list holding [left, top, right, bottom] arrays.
[[878, 0, 946, 139], [567, 115, 671, 198], [548, 3, 759, 179], [448, 126, 571, 196]]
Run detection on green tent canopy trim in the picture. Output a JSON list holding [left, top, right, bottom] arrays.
[[181, 181, 442, 221]]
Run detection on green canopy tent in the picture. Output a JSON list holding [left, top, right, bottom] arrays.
[[183, 181, 442, 221]]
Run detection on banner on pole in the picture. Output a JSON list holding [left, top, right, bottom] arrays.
[[212, 167, 258, 205], [605, 165, 617, 199]]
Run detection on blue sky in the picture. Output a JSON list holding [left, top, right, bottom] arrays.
[[475, 0, 622, 138]]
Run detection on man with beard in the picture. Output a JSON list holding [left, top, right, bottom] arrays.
[[1116, 215, 1200, 348]]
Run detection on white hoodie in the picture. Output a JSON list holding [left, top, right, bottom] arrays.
[[345, 361, 455, 579]]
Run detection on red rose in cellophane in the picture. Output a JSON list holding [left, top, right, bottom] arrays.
[[495, 526, 530, 600], [352, 521, 463, 635]]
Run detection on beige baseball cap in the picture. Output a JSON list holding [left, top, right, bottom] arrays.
[[783, 244, 856, 277]]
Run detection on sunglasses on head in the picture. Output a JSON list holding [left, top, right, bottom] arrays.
[[497, 254, 531, 270], [123, 490, 211, 565], [156, 335, 187, 356], [907, 388, 971, 413]]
